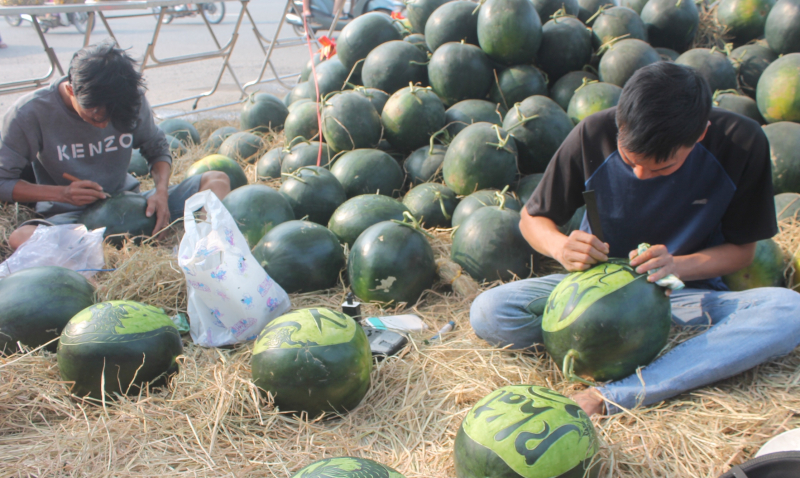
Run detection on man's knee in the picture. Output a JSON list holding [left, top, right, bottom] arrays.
[[199, 171, 231, 199], [8, 225, 38, 251]]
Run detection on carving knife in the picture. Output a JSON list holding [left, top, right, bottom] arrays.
[[582, 190, 605, 243]]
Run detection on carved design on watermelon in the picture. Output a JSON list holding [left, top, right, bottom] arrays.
[[253, 308, 354, 353]]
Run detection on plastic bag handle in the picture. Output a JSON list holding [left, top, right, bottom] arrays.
[[183, 190, 228, 236]]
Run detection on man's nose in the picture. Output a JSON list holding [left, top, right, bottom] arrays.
[[633, 166, 653, 180]]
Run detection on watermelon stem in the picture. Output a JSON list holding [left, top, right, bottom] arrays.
[[493, 69, 510, 110], [486, 125, 515, 154], [471, 0, 485, 15], [563, 350, 595, 386], [596, 34, 631, 56], [585, 4, 609, 25], [574, 78, 599, 93], [433, 191, 452, 220], [495, 186, 510, 210], [342, 58, 365, 91], [507, 104, 540, 132], [429, 126, 453, 154], [392, 211, 435, 238]]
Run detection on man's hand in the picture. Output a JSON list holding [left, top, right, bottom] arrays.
[[146, 189, 171, 238], [60, 179, 108, 206], [629, 244, 677, 283], [555, 230, 610, 272]]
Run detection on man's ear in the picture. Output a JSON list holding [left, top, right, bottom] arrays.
[[65, 83, 75, 97], [695, 120, 711, 144]]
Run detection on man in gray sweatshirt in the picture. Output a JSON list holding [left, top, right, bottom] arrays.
[[0, 40, 231, 250]]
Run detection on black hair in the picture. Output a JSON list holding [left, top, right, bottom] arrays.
[[615, 62, 712, 163], [67, 39, 145, 132]]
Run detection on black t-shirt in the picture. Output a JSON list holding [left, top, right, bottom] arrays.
[[526, 107, 777, 290]]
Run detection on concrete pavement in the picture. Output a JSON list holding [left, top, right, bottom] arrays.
[[0, 0, 312, 119]]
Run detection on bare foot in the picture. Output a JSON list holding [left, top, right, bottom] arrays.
[[571, 388, 605, 417], [0, 43, 7, 49]]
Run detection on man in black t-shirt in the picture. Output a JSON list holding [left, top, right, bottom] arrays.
[[470, 62, 800, 416]]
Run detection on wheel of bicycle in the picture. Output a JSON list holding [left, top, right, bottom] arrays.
[[201, 2, 225, 24], [70, 12, 95, 34], [151, 7, 173, 24], [5, 15, 22, 27]]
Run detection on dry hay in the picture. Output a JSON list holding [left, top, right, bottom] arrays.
[[692, 0, 733, 51], [2, 126, 800, 477]]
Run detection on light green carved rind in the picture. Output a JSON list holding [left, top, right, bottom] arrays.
[[542, 260, 641, 333], [253, 308, 356, 355], [462, 385, 598, 477], [63, 300, 175, 340], [291, 456, 406, 478]]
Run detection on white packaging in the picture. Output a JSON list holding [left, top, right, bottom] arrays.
[[178, 190, 290, 347]]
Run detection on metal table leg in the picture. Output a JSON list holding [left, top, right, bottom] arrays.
[[0, 15, 63, 95]]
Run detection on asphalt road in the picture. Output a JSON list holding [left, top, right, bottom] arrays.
[[0, 0, 312, 119]]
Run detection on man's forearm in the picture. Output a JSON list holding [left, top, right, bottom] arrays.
[[150, 160, 171, 194], [673, 242, 756, 282], [11, 180, 65, 204], [519, 209, 568, 258]]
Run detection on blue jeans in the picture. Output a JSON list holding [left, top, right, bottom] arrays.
[[470, 276, 800, 414]]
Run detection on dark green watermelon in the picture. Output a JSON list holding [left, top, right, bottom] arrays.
[[567, 81, 623, 124], [543, 259, 671, 382], [405, 144, 447, 185], [425, 1, 480, 52], [713, 92, 765, 124], [337, 12, 403, 74], [222, 184, 295, 248], [655, 47, 680, 61], [537, 17, 593, 82], [406, 0, 453, 33], [532, 0, 580, 20], [313, 57, 351, 98], [402, 182, 459, 228], [717, 0, 775, 45], [0, 267, 94, 354], [57, 301, 182, 399], [515, 173, 543, 204], [300, 52, 323, 82], [292, 457, 406, 478], [257, 148, 285, 179], [348, 218, 437, 304], [641, 0, 699, 52], [252, 221, 344, 293], [775, 192, 800, 220], [158, 118, 200, 145], [620, 0, 648, 14], [279, 166, 347, 224], [578, 0, 614, 23], [251, 308, 371, 417], [451, 205, 533, 281], [730, 42, 777, 98], [675, 48, 738, 93], [549, 71, 598, 111], [405, 33, 430, 54], [723, 238, 786, 290], [451, 188, 523, 228], [503, 95, 574, 174], [165, 134, 187, 157], [205, 126, 239, 153], [288, 98, 312, 112], [477, 0, 543, 65], [128, 149, 149, 177], [443, 122, 519, 195], [382, 85, 447, 151], [287, 82, 313, 104], [328, 194, 410, 246], [356, 87, 390, 114], [428, 42, 495, 106], [321, 91, 383, 151], [281, 141, 333, 174], [79, 192, 157, 244], [454, 385, 599, 478], [329, 149, 406, 198], [185, 154, 248, 190], [756, 53, 800, 124], [590, 6, 647, 49], [362, 41, 429, 94], [599, 39, 661, 87], [560, 205, 586, 235], [218, 131, 263, 164], [240, 93, 289, 133], [488, 65, 549, 110], [284, 101, 320, 143], [765, 0, 800, 55], [445, 99, 505, 136], [763, 121, 800, 193]]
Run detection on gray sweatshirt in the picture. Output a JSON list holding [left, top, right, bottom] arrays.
[[0, 76, 172, 216]]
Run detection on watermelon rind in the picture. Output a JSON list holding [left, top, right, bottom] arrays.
[[328, 194, 410, 247], [722, 238, 787, 290], [292, 457, 406, 477], [222, 184, 295, 249]]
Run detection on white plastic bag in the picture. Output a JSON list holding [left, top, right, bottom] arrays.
[[0, 224, 106, 279], [178, 190, 290, 347]]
